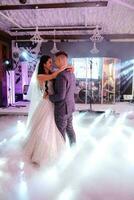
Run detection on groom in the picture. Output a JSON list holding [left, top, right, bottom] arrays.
[[49, 51, 76, 146]]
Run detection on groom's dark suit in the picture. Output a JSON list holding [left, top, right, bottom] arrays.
[[49, 70, 76, 145]]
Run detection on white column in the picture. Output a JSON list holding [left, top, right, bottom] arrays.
[[21, 61, 28, 100], [6, 71, 15, 105]]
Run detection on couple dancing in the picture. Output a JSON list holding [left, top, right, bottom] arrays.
[[24, 51, 76, 167]]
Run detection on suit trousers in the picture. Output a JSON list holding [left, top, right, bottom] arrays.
[[55, 113, 76, 146]]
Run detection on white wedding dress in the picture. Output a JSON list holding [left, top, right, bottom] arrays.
[[23, 81, 65, 167]]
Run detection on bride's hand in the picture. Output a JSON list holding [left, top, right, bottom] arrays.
[[66, 65, 74, 73], [59, 65, 67, 71], [60, 65, 74, 73]]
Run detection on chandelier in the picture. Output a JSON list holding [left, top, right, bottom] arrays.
[[30, 7, 44, 43], [30, 26, 44, 43], [12, 40, 20, 59], [50, 29, 59, 54], [90, 42, 99, 54], [90, 25, 103, 54]]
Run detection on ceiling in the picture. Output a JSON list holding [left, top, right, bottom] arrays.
[[0, 0, 134, 41]]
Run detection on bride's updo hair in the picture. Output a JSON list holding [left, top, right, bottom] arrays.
[[37, 55, 51, 95]]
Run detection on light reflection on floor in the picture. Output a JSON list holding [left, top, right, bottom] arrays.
[[0, 111, 134, 200]]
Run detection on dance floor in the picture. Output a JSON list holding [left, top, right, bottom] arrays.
[[0, 101, 134, 115], [0, 102, 134, 200]]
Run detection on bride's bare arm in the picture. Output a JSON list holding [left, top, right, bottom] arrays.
[[37, 65, 74, 82], [37, 69, 63, 82]]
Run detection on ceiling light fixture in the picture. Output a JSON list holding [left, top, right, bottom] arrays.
[[90, 25, 103, 54], [50, 29, 59, 54]]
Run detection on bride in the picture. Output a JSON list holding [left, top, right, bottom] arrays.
[[23, 55, 70, 167]]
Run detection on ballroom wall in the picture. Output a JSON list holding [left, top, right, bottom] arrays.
[[41, 40, 134, 62], [12, 40, 134, 101], [41, 40, 134, 98]]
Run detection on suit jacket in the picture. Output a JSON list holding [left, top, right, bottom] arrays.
[[49, 70, 76, 117]]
